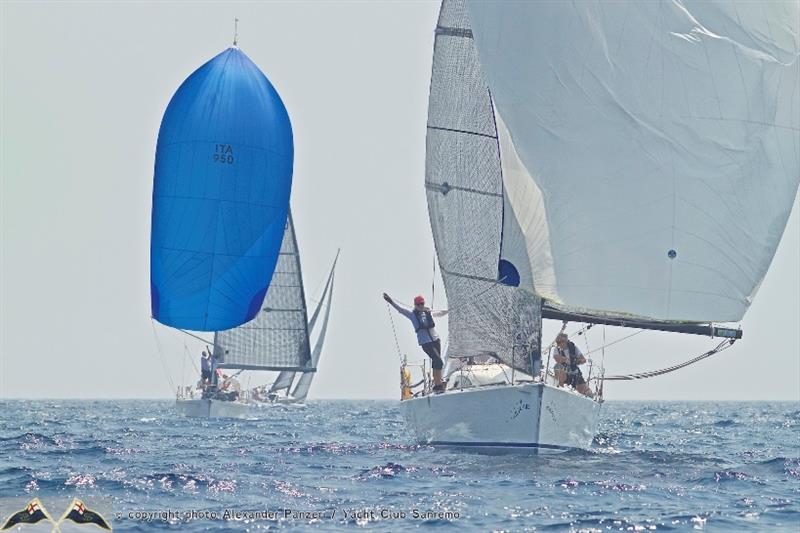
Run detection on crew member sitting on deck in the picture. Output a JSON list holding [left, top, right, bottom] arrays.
[[552, 333, 593, 397], [219, 373, 242, 401], [383, 293, 448, 393]]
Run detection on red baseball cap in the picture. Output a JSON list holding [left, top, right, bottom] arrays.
[[413, 295, 425, 305]]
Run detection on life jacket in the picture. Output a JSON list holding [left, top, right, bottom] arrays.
[[413, 309, 436, 332], [558, 341, 580, 371]]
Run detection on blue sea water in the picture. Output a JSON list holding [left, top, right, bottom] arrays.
[[1, 400, 798, 531]]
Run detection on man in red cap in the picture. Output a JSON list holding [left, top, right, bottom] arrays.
[[383, 293, 448, 392]]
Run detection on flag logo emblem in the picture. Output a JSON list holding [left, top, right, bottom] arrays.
[[57, 498, 112, 531], [2, 498, 112, 531], [1, 498, 55, 530]]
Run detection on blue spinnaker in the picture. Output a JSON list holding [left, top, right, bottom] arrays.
[[151, 47, 293, 332]]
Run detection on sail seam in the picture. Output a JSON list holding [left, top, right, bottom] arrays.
[[152, 245, 280, 258], [155, 194, 282, 210]]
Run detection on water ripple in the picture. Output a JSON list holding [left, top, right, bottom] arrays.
[[0, 400, 797, 532]]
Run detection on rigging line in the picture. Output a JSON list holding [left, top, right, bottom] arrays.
[[182, 343, 200, 374], [385, 302, 404, 363], [150, 319, 177, 394], [569, 322, 594, 339], [584, 329, 645, 356], [601, 339, 736, 381], [431, 254, 436, 310], [181, 341, 186, 390], [252, 379, 279, 391], [176, 328, 214, 345], [544, 321, 569, 381]]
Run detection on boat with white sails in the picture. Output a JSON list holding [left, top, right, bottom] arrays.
[[397, 0, 799, 452]]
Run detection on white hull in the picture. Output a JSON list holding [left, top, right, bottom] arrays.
[[175, 399, 253, 419], [175, 397, 305, 419], [401, 383, 600, 453], [267, 393, 304, 405]]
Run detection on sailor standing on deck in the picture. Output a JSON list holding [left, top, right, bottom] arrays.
[[200, 348, 212, 389], [383, 293, 448, 392]]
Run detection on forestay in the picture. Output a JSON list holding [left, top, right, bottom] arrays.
[[425, 0, 541, 372], [151, 47, 293, 332], [214, 212, 312, 371], [468, 1, 800, 323]]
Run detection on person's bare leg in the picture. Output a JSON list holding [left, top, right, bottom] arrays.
[[578, 383, 593, 397], [433, 369, 443, 387], [555, 369, 566, 386]]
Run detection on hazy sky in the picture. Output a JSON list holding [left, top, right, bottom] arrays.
[[1, 1, 798, 401]]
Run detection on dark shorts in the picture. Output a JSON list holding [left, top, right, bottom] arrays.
[[566, 370, 586, 387], [421, 339, 444, 370], [201, 369, 212, 382]]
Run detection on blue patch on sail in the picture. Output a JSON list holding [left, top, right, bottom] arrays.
[[150, 283, 160, 318], [245, 286, 269, 323], [498, 259, 520, 287], [150, 47, 293, 332]]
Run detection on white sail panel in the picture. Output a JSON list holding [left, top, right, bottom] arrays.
[[291, 252, 337, 402], [269, 370, 295, 394], [468, 1, 800, 322], [425, 0, 541, 371], [214, 211, 313, 370]]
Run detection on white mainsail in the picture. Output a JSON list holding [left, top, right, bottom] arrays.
[[468, 1, 800, 322]]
